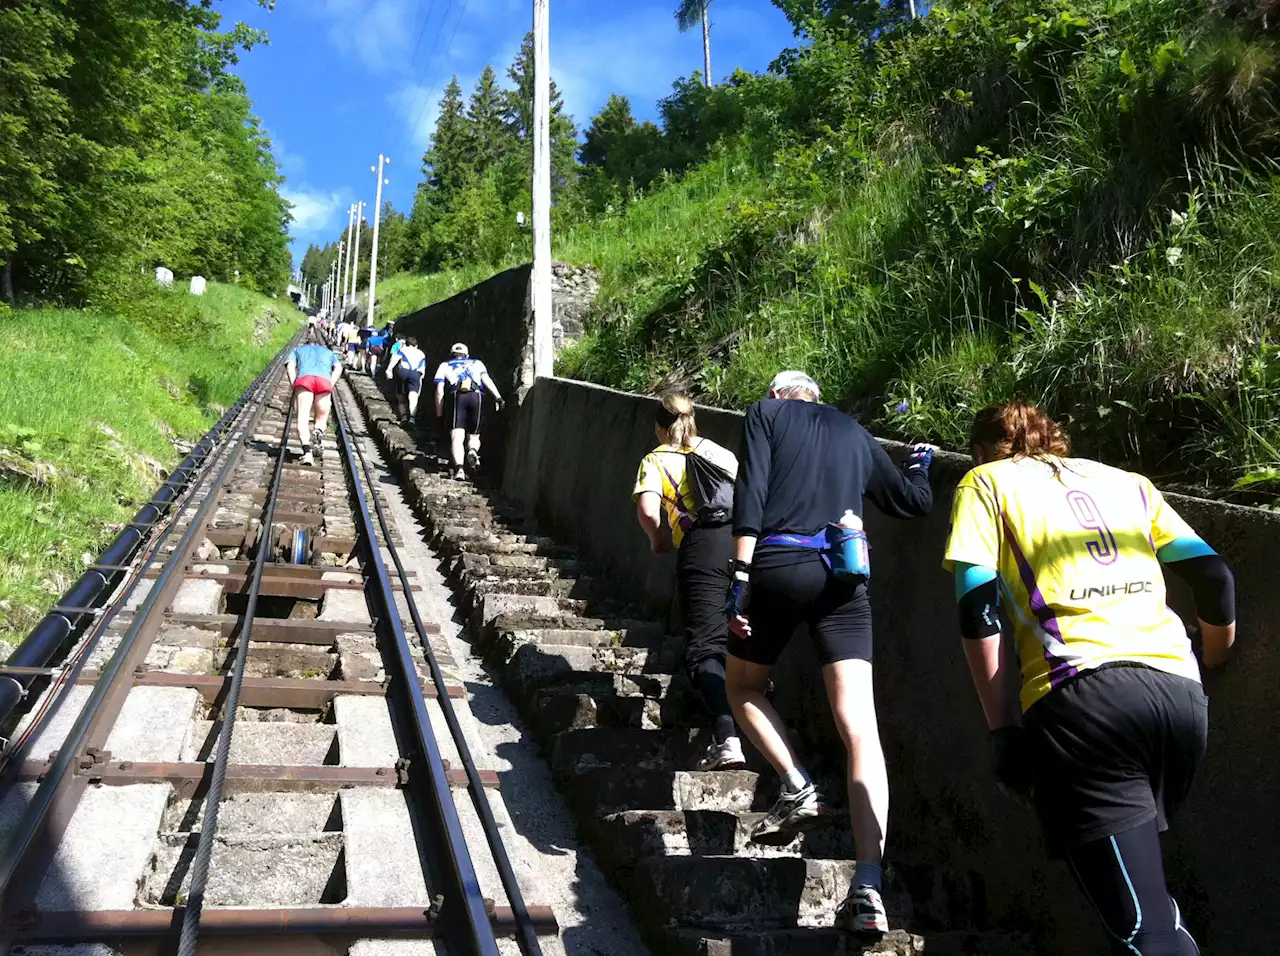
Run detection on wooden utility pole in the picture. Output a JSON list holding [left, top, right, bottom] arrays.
[[531, 0, 554, 380]]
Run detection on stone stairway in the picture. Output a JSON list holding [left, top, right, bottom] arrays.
[[345, 375, 1033, 956]]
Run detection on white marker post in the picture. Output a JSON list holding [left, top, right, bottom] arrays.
[[367, 156, 390, 326], [531, 0, 554, 380]]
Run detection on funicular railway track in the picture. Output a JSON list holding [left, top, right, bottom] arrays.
[[0, 340, 557, 956]]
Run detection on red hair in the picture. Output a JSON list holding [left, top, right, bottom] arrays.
[[970, 402, 1070, 462]]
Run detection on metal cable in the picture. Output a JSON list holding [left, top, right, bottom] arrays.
[[343, 392, 545, 955], [177, 390, 295, 956], [334, 389, 499, 956]]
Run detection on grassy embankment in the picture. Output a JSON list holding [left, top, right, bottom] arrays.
[[368, 1, 1280, 496], [0, 283, 299, 653]]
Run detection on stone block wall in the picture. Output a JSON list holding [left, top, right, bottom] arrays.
[[503, 375, 1280, 956]]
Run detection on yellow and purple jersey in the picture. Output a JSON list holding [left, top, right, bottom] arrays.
[[943, 456, 1201, 712]]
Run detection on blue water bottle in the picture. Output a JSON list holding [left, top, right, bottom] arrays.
[[827, 510, 871, 581]]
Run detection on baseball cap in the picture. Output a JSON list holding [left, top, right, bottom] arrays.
[[450, 342, 468, 356], [767, 370, 821, 401]]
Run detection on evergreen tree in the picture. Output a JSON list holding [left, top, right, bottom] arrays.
[[467, 66, 509, 178], [503, 33, 579, 194], [422, 76, 471, 201]]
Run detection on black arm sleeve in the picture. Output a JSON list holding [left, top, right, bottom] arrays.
[[862, 428, 933, 519], [958, 579, 1002, 640], [732, 401, 772, 538], [1164, 554, 1236, 627]]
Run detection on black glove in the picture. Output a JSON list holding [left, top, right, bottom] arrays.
[[725, 574, 751, 621], [990, 727, 1033, 795]]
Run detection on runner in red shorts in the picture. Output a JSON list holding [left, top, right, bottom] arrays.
[[287, 331, 343, 466]]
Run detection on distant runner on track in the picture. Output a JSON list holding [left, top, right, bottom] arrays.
[[386, 336, 428, 425], [434, 343, 504, 480], [287, 330, 343, 467]]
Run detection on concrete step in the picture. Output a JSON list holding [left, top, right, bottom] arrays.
[[552, 727, 716, 777], [634, 855, 855, 931], [595, 810, 854, 870], [500, 644, 678, 697], [525, 678, 703, 740]]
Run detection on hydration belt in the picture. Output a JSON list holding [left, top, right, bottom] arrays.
[[761, 528, 870, 580]]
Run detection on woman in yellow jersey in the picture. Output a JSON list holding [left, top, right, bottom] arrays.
[[633, 393, 747, 771], [944, 402, 1235, 956]]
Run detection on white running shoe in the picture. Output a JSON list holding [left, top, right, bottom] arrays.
[[750, 781, 828, 846], [465, 449, 480, 473], [300, 450, 314, 467], [453, 468, 467, 480], [841, 884, 889, 935], [696, 736, 747, 771], [311, 426, 324, 453]]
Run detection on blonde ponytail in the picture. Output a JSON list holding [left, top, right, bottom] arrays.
[[656, 393, 698, 450]]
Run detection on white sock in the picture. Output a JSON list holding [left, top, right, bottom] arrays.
[[781, 767, 811, 794]]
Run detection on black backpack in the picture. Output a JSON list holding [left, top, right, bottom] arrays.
[[662, 443, 735, 526]]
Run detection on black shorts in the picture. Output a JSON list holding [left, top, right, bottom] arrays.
[[727, 548, 872, 666], [449, 389, 483, 434], [395, 366, 422, 395], [1024, 663, 1208, 855]]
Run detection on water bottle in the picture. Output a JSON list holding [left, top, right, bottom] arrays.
[[827, 509, 871, 581]]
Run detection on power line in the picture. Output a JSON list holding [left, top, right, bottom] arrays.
[[403, 0, 471, 171], [395, 0, 458, 167]]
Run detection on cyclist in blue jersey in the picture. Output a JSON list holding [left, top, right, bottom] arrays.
[[385, 336, 428, 425], [434, 342, 504, 480]]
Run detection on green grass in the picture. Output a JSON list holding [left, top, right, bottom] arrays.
[[0, 283, 300, 651]]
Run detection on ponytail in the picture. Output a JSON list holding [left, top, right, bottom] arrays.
[[970, 401, 1070, 463], [656, 393, 698, 450]]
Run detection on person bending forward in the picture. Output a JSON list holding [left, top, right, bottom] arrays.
[[945, 401, 1235, 956], [286, 332, 343, 467]]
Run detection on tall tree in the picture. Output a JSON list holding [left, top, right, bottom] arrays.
[[467, 66, 509, 178], [503, 33, 579, 194], [423, 76, 471, 200], [675, 0, 714, 88]]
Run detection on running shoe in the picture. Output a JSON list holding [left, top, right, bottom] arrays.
[[750, 782, 828, 846], [696, 736, 747, 771], [453, 467, 467, 481], [465, 449, 480, 473], [311, 426, 324, 453], [839, 884, 889, 935], [300, 450, 314, 467]]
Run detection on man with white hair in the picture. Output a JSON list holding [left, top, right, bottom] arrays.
[[723, 369, 936, 936], [434, 342, 505, 480]]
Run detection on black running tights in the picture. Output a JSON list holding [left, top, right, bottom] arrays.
[[1066, 820, 1199, 956]]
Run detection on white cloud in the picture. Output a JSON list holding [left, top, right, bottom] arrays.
[[282, 187, 345, 235], [312, 0, 421, 75]]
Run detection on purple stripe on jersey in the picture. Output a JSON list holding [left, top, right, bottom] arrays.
[[1003, 518, 1079, 688], [1138, 483, 1156, 551]]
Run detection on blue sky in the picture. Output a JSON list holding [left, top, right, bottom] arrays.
[[221, 0, 797, 264]]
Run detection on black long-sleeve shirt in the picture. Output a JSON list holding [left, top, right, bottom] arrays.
[[732, 398, 932, 539]]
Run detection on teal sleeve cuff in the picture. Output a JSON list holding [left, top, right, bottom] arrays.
[[1157, 536, 1216, 564], [955, 562, 999, 600]]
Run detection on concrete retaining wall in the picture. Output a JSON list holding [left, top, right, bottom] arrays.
[[504, 375, 1280, 954]]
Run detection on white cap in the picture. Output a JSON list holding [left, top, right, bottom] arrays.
[[767, 370, 821, 401], [450, 342, 468, 356]]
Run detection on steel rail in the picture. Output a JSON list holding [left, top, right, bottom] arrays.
[[341, 390, 546, 954], [0, 356, 282, 727], [333, 388, 500, 956], [0, 343, 292, 914], [176, 393, 295, 956]]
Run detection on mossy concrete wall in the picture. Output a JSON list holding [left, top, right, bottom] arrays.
[[504, 374, 1279, 955]]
